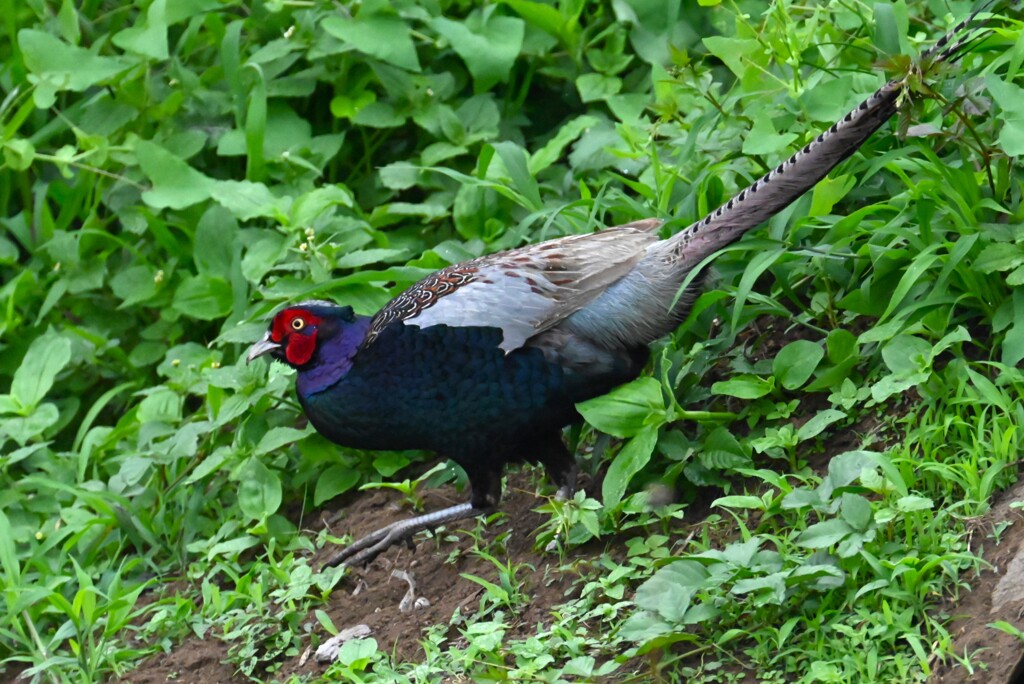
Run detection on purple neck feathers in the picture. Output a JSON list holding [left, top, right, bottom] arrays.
[[296, 316, 372, 396]]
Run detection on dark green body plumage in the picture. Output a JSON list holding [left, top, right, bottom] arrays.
[[297, 314, 643, 507]]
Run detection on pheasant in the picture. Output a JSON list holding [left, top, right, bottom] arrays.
[[247, 7, 995, 568]]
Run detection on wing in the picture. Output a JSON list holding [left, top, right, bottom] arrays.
[[364, 219, 663, 352]]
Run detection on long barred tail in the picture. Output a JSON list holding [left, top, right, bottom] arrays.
[[661, 1, 1000, 269]]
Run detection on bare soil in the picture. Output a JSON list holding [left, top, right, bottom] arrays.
[[119, 466, 1024, 684], [930, 475, 1024, 683], [120, 469, 599, 684]]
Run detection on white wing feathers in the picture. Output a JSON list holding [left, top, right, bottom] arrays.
[[401, 221, 663, 352]]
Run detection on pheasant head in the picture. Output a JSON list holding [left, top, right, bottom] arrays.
[[246, 301, 364, 370]]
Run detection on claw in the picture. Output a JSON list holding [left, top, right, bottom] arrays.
[[319, 502, 486, 571]]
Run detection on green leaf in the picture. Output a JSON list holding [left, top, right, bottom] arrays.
[[56, 0, 81, 44], [530, 115, 599, 174], [0, 509, 25, 585], [371, 453, 411, 477], [809, 174, 856, 216], [112, 0, 169, 60], [3, 139, 35, 171], [713, 495, 765, 510], [1003, 289, 1024, 367], [973, 242, 1024, 274], [352, 101, 405, 128], [741, 111, 797, 156], [711, 374, 774, 399], [576, 73, 621, 103], [490, 141, 542, 210], [501, 0, 577, 50], [602, 426, 658, 507], [871, 2, 901, 58], [163, 0, 222, 24], [634, 559, 708, 622], [18, 29, 133, 106], [11, 334, 72, 411], [194, 206, 238, 279], [289, 186, 354, 226], [930, 326, 970, 360], [172, 275, 233, 320], [430, 14, 524, 90], [110, 265, 159, 307], [895, 495, 933, 513], [3, 405, 61, 445], [206, 536, 260, 559], [796, 409, 846, 442], [702, 36, 760, 80], [879, 244, 940, 321], [731, 247, 785, 332], [337, 638, 378, 670], [137, 388, 180, 423], [186, 447, 233, 484], [795, 518, 853, 549], [826, 329, 858, 363], [241, 233, 288, 284], [244, 64, 267, 181], [986, 73, 1024, 156], [136, 140, 214, 210], [773, 340, 824, 390], [314, 465, 361, 506], [0, 236, 17, 265], [255, 426, 311, 456], [322, 14, 421, 72], [840, 493, 873, 531], [881, 335, 932, 374], [701, 427, 751, 469], [731, 574, 786, 603], [380, 161, 423, 190], [618, 612, 672, 644], [237, 456, 282, 520], [210, 180, 289, 221], [335, 248, 408, 270], [331, 90, 376, 120], [563, 656, 596, 678], [577, 376, 665, 438]]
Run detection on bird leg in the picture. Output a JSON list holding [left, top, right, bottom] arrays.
[[554, 478, 576, 501], [321, 440, 575, 570], [321, 502, 491, 569], [535, 433, 578, 501]]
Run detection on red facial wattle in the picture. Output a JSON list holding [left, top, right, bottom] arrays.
[[271, 309, 323, 367], [284, 332, 317, 365]]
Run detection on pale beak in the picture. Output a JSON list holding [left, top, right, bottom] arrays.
[[246, 333, 281, 364]]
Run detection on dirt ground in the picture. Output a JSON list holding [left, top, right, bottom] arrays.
[[930, 475, 1024, 683], [116, 463, 1024, 684], [121, 469, 594, 684]]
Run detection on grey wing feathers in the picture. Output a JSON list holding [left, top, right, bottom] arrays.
[[377, 219, 664, 352]]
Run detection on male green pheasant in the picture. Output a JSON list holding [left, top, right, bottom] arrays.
[[248, 6, 995, 568]]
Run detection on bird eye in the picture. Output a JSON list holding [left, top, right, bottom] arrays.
[[291, 318, 306, 331]]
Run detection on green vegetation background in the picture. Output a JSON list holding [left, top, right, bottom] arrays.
[[0, 0, 1022, 681]]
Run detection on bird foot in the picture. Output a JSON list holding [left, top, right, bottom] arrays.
[[320, 502, 485, 570]]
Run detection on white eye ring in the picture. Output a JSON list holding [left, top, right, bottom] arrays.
[[291, 318, 306, 331]]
